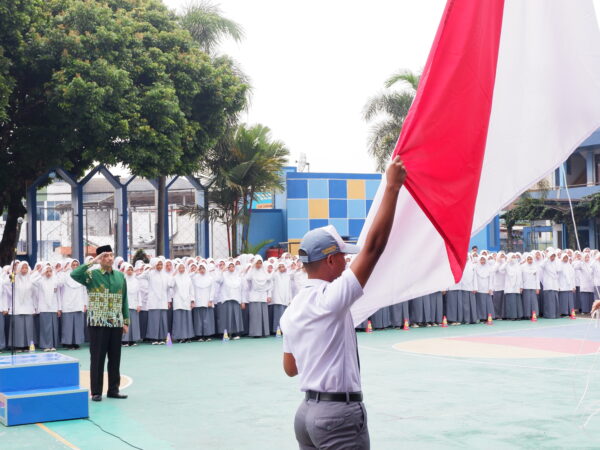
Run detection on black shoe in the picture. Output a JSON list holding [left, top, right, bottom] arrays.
[[91, 395, 102, 402], [107, 392, 128, 399]]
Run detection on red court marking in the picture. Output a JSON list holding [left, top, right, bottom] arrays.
[[448, 336, 600, 355]]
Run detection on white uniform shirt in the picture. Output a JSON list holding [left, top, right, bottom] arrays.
[[574, 261, 594, 293], [541, 259, 559, 291], [61, 273, 87, 313], [557, 262, 575, 291], [138, 270, 169, 309], [169, 274, 194, 310], [37, 276, 62, 313], [192, 273, 214, 308], [280, 269, 363, 393], [521, 264, 541, 290]]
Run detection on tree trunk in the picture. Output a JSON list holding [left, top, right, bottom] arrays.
[[231, 199, 238, 257], [506, 225, 513, 252], [156, 175, 166, 257], [0, 192, 27, 265], [242, 190, 255, 251]]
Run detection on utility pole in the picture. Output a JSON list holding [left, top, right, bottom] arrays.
[[156, 175, 166, 257]]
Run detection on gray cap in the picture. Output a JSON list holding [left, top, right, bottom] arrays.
[[298, 225, 360, 263]]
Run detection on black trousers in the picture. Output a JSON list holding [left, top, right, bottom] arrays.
[[89, 326, 122, 396]]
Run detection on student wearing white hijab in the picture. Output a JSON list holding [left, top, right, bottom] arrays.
[[121, 263, 142, 346], [217, 262, 245, 339], [191, 263, 216, 341], [459, 254, 478, 324], [557, 253, 576, 316], [61, 259, 87, 349], [492, 253, 507, 320], [6, 261, 40, 350], [474, 255, 495, 321], [136, 261, 150, 340], [269, 262, 292, 334], [169, 263, 195, 343], [540, 252, 560, 318], [37, 264, 62, 351], [245, 256, 271, 337], [502, 253, 523, 320], [521, 253, 541, 318], [164, 259, 175, 334], [574, 253, 594, 313], [138, 258, 170, 344]]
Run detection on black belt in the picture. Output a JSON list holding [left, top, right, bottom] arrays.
[[305, 390, 363, 402]]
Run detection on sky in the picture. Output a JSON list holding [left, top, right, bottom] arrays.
[[162, 0, 447, 173], [162, 0, 600, 174]]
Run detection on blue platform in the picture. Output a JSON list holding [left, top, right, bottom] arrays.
[[0, 353, 88, 426]]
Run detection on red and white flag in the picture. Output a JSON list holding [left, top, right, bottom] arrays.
[[352, 0, 600, 325]]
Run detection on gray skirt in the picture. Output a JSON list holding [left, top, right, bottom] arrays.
[[492, 291, 505, 319], [445, 291, 462, 323], [542, 290, 559, 318], [389, 302, 409, 327], [461, 291, 478, 324], [217, 300, 244, 335], [370, 306, 391, 329], [248, 302, 270, 337], [146, 309, 169, 340], [409, 297, 424, 324], [522, 289, 540, 317], [558, 291, 575, 316], [39, 312, 60, 349], [241, 303, 250, 336], [122, 309, 141, 342], [476, 293, 495, 320], [430, 292, 443, 323], [9, 314, 37, 348], [61, 311, 85, 345], [504, 293, 523, 319], [139, 310, 149, 340], [580, 292, 594, 314], [192, 307, 216, 337], [172, 309, 194, 340], [268, 304, 287, 334]]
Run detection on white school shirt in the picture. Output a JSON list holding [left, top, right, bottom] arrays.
[[557, 262, 576, 291], [521, 264, 541, 290], [574, 261, 594, 293], [271, 272, 293, 306], [502, 262, 523, 294], [291, 270, 308, 297], [220, 271, 243, 303], [591, 260, 600, 287], [37, 276, 62, 313], [246, 269, 272, 303], [492, 262, 506, 291], [280, 269, 363, 393], [137, 270, 169, 309], [138, 276, 149, 311], [192, 274, 214, 308], [541, 259, 559, 291], [169, 274, 194, 310], [125, 275, 142, 310], [475, 264, 493, 294], [6, 273, 41, 315], [459, 262, 477, 292], [61, 272, 87, 313]]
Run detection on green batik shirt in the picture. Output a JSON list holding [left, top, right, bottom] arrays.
[[70, 264, 129, 327]]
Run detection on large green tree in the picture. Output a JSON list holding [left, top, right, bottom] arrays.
[[363, 69, 420, 172], [0, 0, 248, 263]]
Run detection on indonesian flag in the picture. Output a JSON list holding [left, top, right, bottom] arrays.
[[352, 0, 600, 325]]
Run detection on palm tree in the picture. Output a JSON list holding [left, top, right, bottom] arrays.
[[179, 1, 244, 55], [363, 69, 420, 172]]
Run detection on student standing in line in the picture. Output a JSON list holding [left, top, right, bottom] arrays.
[[122, 263, 142, 347], [139, 258, 170, 345], [61, 259, 87, 350], [169, 263, 195, 343], [270, 262, 292, 334], [37, 264, 62, 351], [246, 256, 271, 338], [474, 256, 495, 322], [521, 254, 540, 318], [6, 262, 40, 351], [217, 262, 245, 339], [191, 263, 216, 341]]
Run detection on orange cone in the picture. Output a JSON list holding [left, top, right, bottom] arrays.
[[366, 320, 373, 333], [441, 316, 448, 328], [402, 319, 410, 331], [570, 309, 577, 320], [531, 311, 538, 322], [486, 313, 493, 325]]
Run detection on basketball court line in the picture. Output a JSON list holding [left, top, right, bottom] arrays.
[[36, 423, 79, 449]]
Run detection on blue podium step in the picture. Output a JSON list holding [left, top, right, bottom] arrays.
[[0, 353, 89, 426], [0, 386, 89, 426]]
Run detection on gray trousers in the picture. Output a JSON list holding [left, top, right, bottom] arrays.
[[294, 399, 369, 449]]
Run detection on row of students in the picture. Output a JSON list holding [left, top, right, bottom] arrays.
[[0, 253, 304, 351], [359, 247, 600, 329]]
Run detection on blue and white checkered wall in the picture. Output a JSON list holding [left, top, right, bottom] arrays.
[[286, 175, 382, 240]]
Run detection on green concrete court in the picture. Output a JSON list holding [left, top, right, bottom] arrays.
[[5, 318, 600, 449]]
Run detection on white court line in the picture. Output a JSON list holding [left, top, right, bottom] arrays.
[[440, 319, 593, 340], [358, 344, 600, 374]]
